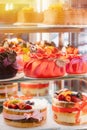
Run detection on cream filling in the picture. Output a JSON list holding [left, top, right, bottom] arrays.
[[53, 112, 87, 124], [0, 98, 6, 102], [80, 114, 87, 123], [21, 87, 48, 95], [0, 86, 17, 93], [53, 112, 78, 123], [3, 110, 46, 121], [0, 83, 17, 88]]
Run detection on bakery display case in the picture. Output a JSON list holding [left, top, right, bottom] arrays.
[[0, 0, 87, 130]]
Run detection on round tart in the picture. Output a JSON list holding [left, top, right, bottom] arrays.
[[52, 89, 87, 125], [3, 96, 47, 128]]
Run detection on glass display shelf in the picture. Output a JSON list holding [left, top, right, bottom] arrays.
[[0, 73, 87, 83], [1, 103, 87, 130], [0, 23, 87, 33]]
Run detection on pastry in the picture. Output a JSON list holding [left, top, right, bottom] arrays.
[[0, 47, 18, 79], [3, 96, 47, 128], [24, 47, 66, 78], [20, 82, 49, 96], [52, 89, 87, 125], [66, 54, 87, 74]]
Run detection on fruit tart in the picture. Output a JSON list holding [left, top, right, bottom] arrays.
[[52, 89, 87, 125], [3, 96, 47, 128]]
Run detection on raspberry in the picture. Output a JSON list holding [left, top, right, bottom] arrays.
[[58, 94, 65, 101], [71, 96, 81, 102], [24, 104, 32, 110]]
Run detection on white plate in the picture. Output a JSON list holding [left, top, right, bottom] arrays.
[[0, 73, 24, 82]]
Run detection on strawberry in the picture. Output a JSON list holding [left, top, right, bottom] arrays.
[[71, 96, 81, 102], [24, 104, 32, 110], [18, 102, 25, 110], [8, 104, 16, 109], [58, 94, 65, 101]]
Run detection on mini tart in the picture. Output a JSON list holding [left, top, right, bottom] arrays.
[[3, 96, 47, 128], [20, 82, 49, 96], [52, 89, 87, 125]]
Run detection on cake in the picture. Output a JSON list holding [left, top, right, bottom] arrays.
[[2, 38, 30, 72], [66, 54, 87, 74], [20, 82, 49, 96], [3, 96, 47, 128], [1, 5, 17, 24], [0, 47, 18, 79], [17, 7, 43, 23], [43, 3, 65, 25], [52, 89, 87, 125], [24, 47, 66, 78], [0, 83, 18, 106]]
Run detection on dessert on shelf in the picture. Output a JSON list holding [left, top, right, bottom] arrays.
[[66, 54, 87, 74], [3, 96, 47, 128], [0, 83, 18, 106], [52, 89, 87, 125], [17, 7, 43, 23], [20, 82, 49, 96], [24, 41, 66, 78], [43, 2, 87, 25], [43, 3, 65, 25], [2, 38, 30, 72], [0, 47, 18, 79], [0, 3, 17, 24]]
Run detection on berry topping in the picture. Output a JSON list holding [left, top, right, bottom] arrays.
[[4, 96, 33, 110], [55, 89, 84, 103], [58, 94, 65, 101], [24, 104, 32, 110], [26, 101, 34, 105]]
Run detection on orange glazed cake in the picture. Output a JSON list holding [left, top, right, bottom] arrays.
[[3, 96, 47, 128], [52, 89, 87, 125]]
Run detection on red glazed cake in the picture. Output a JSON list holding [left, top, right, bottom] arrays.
[[66, 55, 87, 74], [52, 89, 87, 125], [20, 82, 49, 96], [3, 96, 47, 128], [24, 47, 66, 78]]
